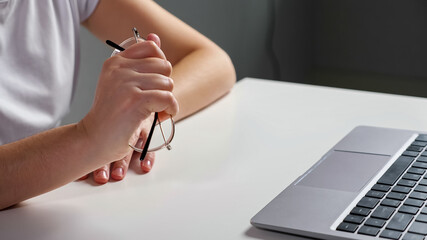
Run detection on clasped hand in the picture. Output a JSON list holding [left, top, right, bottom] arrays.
[[78, 34, 178, 183]]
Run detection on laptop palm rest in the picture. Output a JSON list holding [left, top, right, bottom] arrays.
[[251, 126, 417, 239], [295, 151, 390, 192]]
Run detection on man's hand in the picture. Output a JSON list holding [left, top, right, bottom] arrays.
[[78, 33, 177, 183], [79, 116, 157, 183]]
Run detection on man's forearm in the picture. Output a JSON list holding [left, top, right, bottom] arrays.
[[0, 123, 96, 209], [82, 0, 236, 123], [171, 47, 236, 121]]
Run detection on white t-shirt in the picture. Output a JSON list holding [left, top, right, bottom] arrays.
[[0, 0, 99, 144]]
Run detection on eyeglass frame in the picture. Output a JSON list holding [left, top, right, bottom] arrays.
[[129, 112, 176, 160], [106, 27, 176, 161]]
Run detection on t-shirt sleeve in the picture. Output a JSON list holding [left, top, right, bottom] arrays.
[[76, 0, 100, 23]]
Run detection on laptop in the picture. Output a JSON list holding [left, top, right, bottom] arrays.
[[251, 126, 427, 240]]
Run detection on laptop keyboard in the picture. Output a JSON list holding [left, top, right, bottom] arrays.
[[337, 134, 427, 239]]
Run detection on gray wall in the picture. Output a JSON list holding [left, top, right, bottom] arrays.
[[273, 0, 427, 97], [272, 0, 314, 82], [309, 0, 427, 97], [62, 28, 109, 124], [314, 1, 427, 78], [155, 0, 279, 81]]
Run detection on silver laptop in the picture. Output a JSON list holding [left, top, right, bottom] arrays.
[[251, 126, 427, 240]]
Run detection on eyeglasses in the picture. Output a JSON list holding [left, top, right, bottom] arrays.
[[106, 27, 176, 161]]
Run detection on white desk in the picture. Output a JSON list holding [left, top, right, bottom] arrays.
[[2, 78, 427, 240]]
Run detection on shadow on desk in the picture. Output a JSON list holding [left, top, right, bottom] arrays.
[[245, 226, 314, 240], [0, 203, 110, 239]]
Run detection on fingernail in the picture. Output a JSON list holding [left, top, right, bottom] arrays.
[[96, 170, 108, 180], [136, 138, 144, 148], [142, 159, 152, 172], [112, 167, 124, 179]]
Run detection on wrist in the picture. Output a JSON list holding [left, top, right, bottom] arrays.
[[77, 112, 133, 166], [74, 120, 102, 167]]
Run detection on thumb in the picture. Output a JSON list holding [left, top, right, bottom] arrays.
[[146, 33, 161, 48]]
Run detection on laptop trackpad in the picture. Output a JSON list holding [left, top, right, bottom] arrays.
[[296, 151, 390, 192]]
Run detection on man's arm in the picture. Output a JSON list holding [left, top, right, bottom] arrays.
[[83, 0, 236, 121], [0, 124, 93, 210], [0, 40, 178, 210]]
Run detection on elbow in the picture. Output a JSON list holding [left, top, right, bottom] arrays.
[[215, 47, 236, 93], [222, 49, 237, 90]]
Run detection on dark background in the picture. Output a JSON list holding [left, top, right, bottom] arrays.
[[63, 0, 427, 124]]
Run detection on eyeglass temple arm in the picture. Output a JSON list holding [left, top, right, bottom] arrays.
[[140, 112, 158, 161]]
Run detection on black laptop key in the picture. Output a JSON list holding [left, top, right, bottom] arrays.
[[417, 156, 427, 163], [403, 173, 421, 181], [407, 145, 424, 152], [380, 229, 402, 240], [404, 198, 424, 208], [366, 190, 385, 199], [402, 233, 425, 240], [381, 199, 401, 208], [358, 225, 380, 236], [420, 179, 427, 186], [387, 192, 407, 201], [407, 167, 426, 175], [408, 221, 427, 235], [415, 214, 427, 223], [343, 215, 364, 224], [398, 179, 417, 187], [357, 197, 380, 209], [350, 207, 371, 216], [365, 218, 386, 228], [403, 151, 419, 157], [372, 184, 391, 192], [414, 185, 427, 193], [412, 162, 427, 169], [386, 212, 413, 231], [392, 186, 412, 194], [371, 206, 395, 220], [409, 192, 427, 200], [337, 222, 358, 233], [377, 156, 415, 185], [413, 141, 427, 147], [416, 134, 427, 142], [398, 205, 419, 215], [422, 151, 427, 157]]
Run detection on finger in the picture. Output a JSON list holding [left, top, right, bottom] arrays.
[[77, 174, 89, 181], [133, 127, 155, 172], [121, 40, 166, 60], [128, 138, 145, 172], [158, 112, 175, 123], [135, 90, 179, 118], [111, 153, 132, 181], [141, 152, 156, 173], [125, 72, 174, 92], [93, 165, 110, 184], [125, 57, 172, 76], [146, 33, 161, 48]]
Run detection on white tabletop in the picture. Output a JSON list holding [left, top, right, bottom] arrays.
[[2, 78, 427, 240]]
